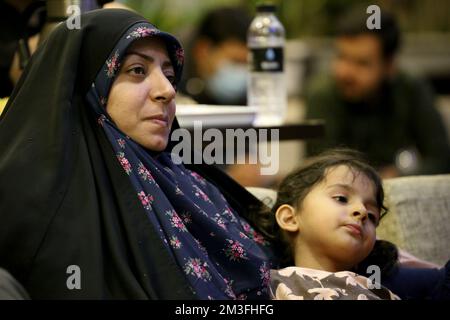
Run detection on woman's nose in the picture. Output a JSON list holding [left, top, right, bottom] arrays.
[[150, 70, 176, 102]]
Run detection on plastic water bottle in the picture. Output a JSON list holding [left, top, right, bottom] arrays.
[[247, 4, 286, 126]]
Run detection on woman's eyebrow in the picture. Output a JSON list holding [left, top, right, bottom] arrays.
[[125, 51, 173, 69]]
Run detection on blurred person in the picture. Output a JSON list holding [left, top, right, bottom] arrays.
[[102, 0, 130, 10], [305, 7, 450, 178], [0, 0, 130, 100], [179, 6, 251, 106], [179, 6, 278, 188], [0, 0, 38, 98]]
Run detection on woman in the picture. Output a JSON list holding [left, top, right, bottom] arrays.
[[0, 9, 275, 299]]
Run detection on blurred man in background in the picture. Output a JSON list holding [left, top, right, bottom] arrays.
[[305, 7, 450, 178], [179, 6, 251, 106], [178, 6, 276, 188]]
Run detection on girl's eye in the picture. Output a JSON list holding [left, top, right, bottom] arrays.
[[333, 196, 348, 203], [128, 66, 146, 75], [368, 213, 379, 224]]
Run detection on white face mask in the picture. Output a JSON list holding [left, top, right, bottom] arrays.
[[206, 61, 247, 104]]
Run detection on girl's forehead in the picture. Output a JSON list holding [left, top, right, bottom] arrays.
[[322, 165, 375, 190]]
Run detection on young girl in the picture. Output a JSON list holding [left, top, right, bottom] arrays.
[[257, 149, 400, 300]]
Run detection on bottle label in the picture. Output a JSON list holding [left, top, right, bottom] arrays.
[[249, 47, 283, 72]]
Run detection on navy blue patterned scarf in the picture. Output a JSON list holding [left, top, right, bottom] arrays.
[[86, 22, 273, 299]]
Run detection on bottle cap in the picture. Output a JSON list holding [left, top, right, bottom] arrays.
[[256, 4, 277, 13]]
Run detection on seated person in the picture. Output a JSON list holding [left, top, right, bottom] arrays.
[[0, 9, 275, 299], [255, 148, 449, 299], [305, 7, 450, 178]]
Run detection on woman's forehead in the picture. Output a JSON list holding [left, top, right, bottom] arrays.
[[123, 37, 174, 71], [126, 37, 169, 56]]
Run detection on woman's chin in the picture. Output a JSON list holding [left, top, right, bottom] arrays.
[[141, 138, 168, 152]]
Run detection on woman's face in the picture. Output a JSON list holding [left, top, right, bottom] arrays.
[[106, 37, 176, 151]]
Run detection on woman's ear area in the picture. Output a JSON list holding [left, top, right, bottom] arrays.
[[275, 204, 299, 233]]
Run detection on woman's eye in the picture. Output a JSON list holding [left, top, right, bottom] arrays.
[[128, 66, 146, 75], [333, 196, 348, 203], [165, 74, 176, 85]]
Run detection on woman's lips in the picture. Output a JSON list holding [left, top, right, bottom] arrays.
[[150, 118, 168, 127], [146, 115, 169, 127]]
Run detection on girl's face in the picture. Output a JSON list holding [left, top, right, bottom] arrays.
[[277, 165, 380, 271], [106, 37, 176, 151]]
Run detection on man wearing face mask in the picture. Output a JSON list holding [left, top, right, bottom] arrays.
[[179, 6, 251, 106], [178, 6, 277, 188]]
